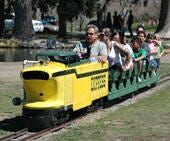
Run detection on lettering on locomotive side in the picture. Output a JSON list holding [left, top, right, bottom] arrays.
[[91, 74, 106, 91]]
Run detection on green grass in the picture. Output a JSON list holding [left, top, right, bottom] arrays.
[[0, 82, 22, 115], [159, 63, 170, 76], [53, 83, 170, 141], [0, 81, 23, 136], [51, 62, 170, 141]]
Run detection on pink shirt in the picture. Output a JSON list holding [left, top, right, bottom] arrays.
[[148, 43, 158, 60]]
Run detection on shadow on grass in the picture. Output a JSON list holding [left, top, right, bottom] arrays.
[[0, 116, 26, 132]]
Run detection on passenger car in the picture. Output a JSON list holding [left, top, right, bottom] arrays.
[[42, 21, 58, 32], [4, 19, 44, 32], [4, 19, 14, 31], [42, 16, 57, 25]]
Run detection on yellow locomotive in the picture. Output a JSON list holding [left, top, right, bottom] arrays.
[[13, 51, 108, 129], [13, 51, 159, 129]]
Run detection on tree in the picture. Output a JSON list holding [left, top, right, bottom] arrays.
[[32, 0, 58, 19], [156, 0, 170, 38], [0, 0, 5, 37], [13, 0, 34, 41], [106, 12, 112, 29], [57, 0, 98, 37], [96, 3, 106, 31], [2, 0, 169, 40], [57, 0, 67, 37]]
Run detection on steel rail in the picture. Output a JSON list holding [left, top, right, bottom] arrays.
[[0, 128, 28, 141], [22, 121, 73, 141]]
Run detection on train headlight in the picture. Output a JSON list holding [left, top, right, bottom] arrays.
[[20, 72, 23, 79], [12, 97, 22, 106]]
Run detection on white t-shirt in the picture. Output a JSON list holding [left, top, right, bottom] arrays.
[[123, 43, 133, 57], [73, 40, 107, 58], [108, 41, 122, 65]]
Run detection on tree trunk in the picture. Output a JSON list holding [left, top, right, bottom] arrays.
[[58, 12, 67, 37], [156, 0, 170, 39], [0, 0, 5, 37], [13, 0, 34, 41], [97, 4, 107, 32], [57, 0, 67, 38], [79, 14, 85, 32], [97, 10, 103, 32], [70, 21, 73, 32]]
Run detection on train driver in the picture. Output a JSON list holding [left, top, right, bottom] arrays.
[[73, 24, 108, 63]]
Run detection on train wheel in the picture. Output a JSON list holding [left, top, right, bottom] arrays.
[[151, 83, 156, 88], [53, 111, 71, 124]]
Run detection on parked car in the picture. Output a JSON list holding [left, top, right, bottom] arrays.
[[4, 19, 14, 31], [42, 21, 58, 33], [32, 20, 44, 32], [4, 19, 44, 32], [42, 16, 57, 25]]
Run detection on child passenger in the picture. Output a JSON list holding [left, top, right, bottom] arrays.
[[146, 33, 158, 70], [153, 33, 165, 68], [131, 38, 146, 81]]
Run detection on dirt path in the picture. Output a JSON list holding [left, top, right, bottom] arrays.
[[161, 53, 170, 63], [0, 62, 22, 83]]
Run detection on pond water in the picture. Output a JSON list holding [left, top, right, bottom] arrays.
[[0, 48, 47, 62], [0, 44, 74, 62]]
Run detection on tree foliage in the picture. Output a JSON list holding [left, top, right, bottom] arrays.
[[32, 0, 58, 18], [57, 0, 99, 37], [1, 0, 170, 39], [156, 0, 170, 38], [57, 0, 98, 22]]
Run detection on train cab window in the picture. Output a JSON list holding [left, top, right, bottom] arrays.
[[48, 55, 80, 64], [36, 55, 50, 62], [36, 51, 80, 65]]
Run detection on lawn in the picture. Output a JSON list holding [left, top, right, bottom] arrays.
[[46, 63, 170, 141], [52, 78, 170, 141], [0, 62, 170, 139], [0, 81, 22, 115], [159, 63, 170, 76]]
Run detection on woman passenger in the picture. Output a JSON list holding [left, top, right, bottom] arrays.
[[121, 36, 133, 71], [112, 31, 131, 71], [100, 28, 130, 71]]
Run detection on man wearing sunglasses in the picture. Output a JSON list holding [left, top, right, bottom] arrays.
[[73, 24, 107, 63]]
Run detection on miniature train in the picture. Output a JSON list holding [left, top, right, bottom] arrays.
[[13, 51, 159, 129]]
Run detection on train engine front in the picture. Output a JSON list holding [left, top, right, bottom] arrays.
[[14, 51, 80, 129]]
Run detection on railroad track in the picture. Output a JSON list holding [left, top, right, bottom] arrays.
[[21, 121, 73, 141], [158, 73, 170, 84], [0, 128, 28, 141], [0, 74, 170, 141], [0, 121, 73, 141]]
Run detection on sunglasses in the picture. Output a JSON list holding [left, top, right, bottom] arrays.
[[86, 32, 95, 36], [100, 33, 105, 36]]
